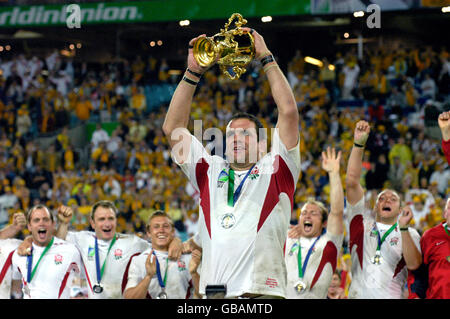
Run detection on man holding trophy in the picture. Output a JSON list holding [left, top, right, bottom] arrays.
[[163, 14, 301, 298]]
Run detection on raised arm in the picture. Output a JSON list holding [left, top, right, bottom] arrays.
[[248, 28, 299, 150], [438, 111, 450, 165], [55, 205, 73, 240], [398, 206, 422, 270], [345, 120, 370, 205], [162, 35, 208, 164], [0, 212, 26, 239], [322, 147, 344, 236]]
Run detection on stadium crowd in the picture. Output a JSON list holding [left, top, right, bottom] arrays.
[[0, 39, 449, 298]]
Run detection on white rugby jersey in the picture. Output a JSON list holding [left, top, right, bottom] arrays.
[[11, 237, 82, 299], [176, 129, 301, 298], [347, 196, 421, 299], [0, 239, 22, 299], [285, 231, 344, 299], [124, 249, 193, 299], [66, 231, 150, 299]]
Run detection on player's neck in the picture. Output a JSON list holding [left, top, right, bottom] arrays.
[[33, 237, 53, 247], [153, 246, 169, 252], [230, 162, 254, 171], [376, 216, 397, 226]]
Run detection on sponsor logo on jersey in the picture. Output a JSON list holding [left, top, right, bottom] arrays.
[[217, 169, 228, 188], [88, 247, 95, 260], [249, 166, 260, 180]]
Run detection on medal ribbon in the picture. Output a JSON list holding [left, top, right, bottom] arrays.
[[374, 222, 397, 253], [94, 235, 117, 285], [27, 236, 54, 283], [227, 165, 255, 207], [297, 230, 325, 279], [153, 251, 169, 290], [444, 223, 449, 237]]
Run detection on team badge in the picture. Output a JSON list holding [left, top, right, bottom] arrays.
[[249, 166, 260, 180], [389, 237, 399, 246], [54, 254, 63, 265], [220, 213, 236, 229], [178, 260, 186, 271], [114, 249, 123, 260]]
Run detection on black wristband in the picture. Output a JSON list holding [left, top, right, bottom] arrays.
[[353, 142, 365, 148], [400, 227, 409, 232], [182, 76, 198, 86], [186, 68, 202, 78], [260, 54, 275, 67]]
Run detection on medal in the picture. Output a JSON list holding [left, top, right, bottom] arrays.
[[294, 280, 307, 294], [372, 251, 382, 265], [93, 284, 104, 294], [157, 289, 168, 299]]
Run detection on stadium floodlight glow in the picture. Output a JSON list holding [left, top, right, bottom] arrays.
[[76, 43, 82, 49], [442, 6, 450, 13], [157, 40, 163, 46], [261, 16, 272, 23], [0, 46, 3, 52], [353, 11, 364, 17], [304, 56, 323, 67], [344, 32, 350, 38], [5, 45, 10, 51], [69, 44, 75, 50], [179, 20, 190, 26], [328, 64, 335, 71], [150, 41, 156, 47]]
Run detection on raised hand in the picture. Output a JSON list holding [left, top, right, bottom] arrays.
[[13, 212, 26, 231], [188, 34, 209, 75], [438, 111, 450, 141], [398, 206, 414, 228], [189, 249, 202, 274], [321, 147, 341, 174], [57, 205, 73, 224], [353, 120, 370, 146]]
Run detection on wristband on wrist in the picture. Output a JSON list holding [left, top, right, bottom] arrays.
[[263, 63, 278, 73], [186, 68, 202, 79], [353, 142, 365, 148], [182, 76, 198, 86], [258, 51, 271, 60], [400, 227, 409, 232], [260, 54, 275, 67]]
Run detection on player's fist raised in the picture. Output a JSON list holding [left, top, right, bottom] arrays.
[[13, 212, 26, 231], [57, 205, 73, 224], [438, 111, 450, 141], [353, 120, 370, 146]]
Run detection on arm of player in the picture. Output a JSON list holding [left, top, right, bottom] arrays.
[[345, 120, 370, 205], [322, 147, 344, 236], [162, 35, 209, 164], [189, 249, 202, 299], [0, 213, 26, 239], [399, 206, 422, 270], [123, 251, 156, 299], [246, 28, 299, 150], [168, 236, 183, 261], [55, 205, 73, 240]]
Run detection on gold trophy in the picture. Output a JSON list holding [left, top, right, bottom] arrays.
[[193, 13, 255, 80]]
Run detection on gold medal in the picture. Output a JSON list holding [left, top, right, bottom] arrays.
[[294, 280, 307, 294], [372, 251, 382, 265]]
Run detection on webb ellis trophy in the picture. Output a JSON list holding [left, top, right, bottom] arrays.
[[193, 13, 255, 80]]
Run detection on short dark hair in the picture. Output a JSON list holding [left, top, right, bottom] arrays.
[[146, 210, 174, 231], [27, 204, 54, 223], [90, 200, 118, 220], [228, 112, 266, 141]]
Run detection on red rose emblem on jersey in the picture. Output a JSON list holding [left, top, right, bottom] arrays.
[[114, 249, 123, 260], [178, 260, 186, 271], [54, 254, 63, 265]]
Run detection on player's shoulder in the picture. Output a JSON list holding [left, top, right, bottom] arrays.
[[0, 238, 22, 249], [421, 223, 443, 240], [53, 237, 79, 251]]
